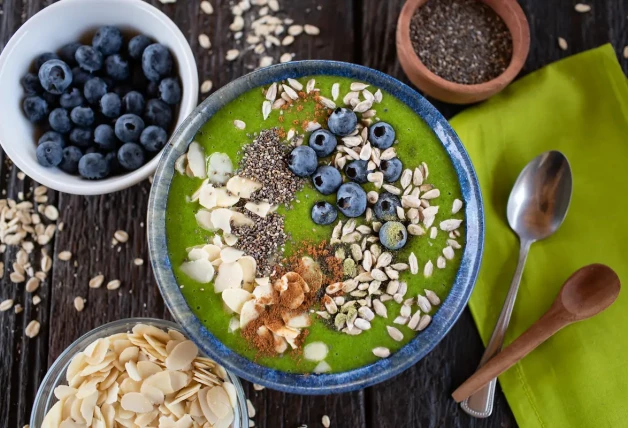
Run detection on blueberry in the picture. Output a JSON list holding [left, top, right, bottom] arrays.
[[368, 122, 395, 149], [287, 146, 317, 177], [140, 126, 168, 152], [336, 182, 367, 218], [83, 77, 108, 104], [22, 96, 49, 122], [49, 108, 72, 133], [142, 44, 173, 81], [35, 52, 60, 71], [59, 87, 84, 109], [79, 153, 111, 179], [344, 160, 371, 184], [115, 114, 145, 143], [38, 131, 65, 147], [100, 93, 122, 118], [380, 158, 403, 183], [373, 192, 402, 221], [36, 141, 63, 167], [38, 60, 73, 95], [122, 91, 145, 115], [59, 146, 83, 174], [128, 34, 152, 60], [144, 99, 172, 128], [312, 165, 342, 195], [159, 78, 182, 105], [308, 129, 337, 157], [327, 107, 357, 136], [117, 143, 145, 170], [75, 45, 103, 72], [379, 221, 407, 250], [59, 42, 82, 65], [21, 73, 43, 95], [69, 127, 93, 148], [70, 106, 95, 127], [311, 201, 338, 225], [94, 124, 118, 151], [105, 54, 130, 81], [92, 26, 123, 55], [71, 67, 91, 88]]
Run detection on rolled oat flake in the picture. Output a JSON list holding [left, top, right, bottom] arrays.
[[409, 0, 513, 84]]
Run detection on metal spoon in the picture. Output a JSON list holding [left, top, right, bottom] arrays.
[[461, 150, 573, 418]]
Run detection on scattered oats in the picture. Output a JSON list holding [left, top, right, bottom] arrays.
[[107, 280, 121, 290], [198, 34, 211, 49], [14, 304, 23, 314], [253, 383, 265, 390], [281, 35, 294, 46], [74, 296, 85, 312], [322, 415, 331, 427], [247, 399, 256, 417], [201, 79, 213, 94], [288, 25, 303, 36], [41, 254, 52, 272], [25, 320, 40, 338], [10, 271, 25, 283], [26, 277, 40, 293], [303, 24, 320, 35], [200, 0, 214, 14], [574, 3, 591, 12], [230, 15, 244, 32], [259, 56, 274, 68], [624, 46, 628, 59], [386, 326, 403, 341], [44, 205, 59, 221], [409, 252, 418, 274], [89, 274, 104, 289], [0, 299, 14, 312], [134, 258, 144, 266], [57, 222, 64, 231], [226, 49, 240, 61], [558, 37, 568, 50], [34, 186, 48, 196], [114, 230, 129, 243], [17, 172, 25, 180], [234, 120, 246, 130]]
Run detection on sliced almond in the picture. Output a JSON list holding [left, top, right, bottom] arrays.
[[303, 342, 328, 362], [222, 289, 253, 314], [165, 340, 198, 371], [181, 259, 215, 284]]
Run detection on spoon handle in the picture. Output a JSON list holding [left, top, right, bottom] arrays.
[[452, 306, 567, 402], [460, 239, 532, 418]]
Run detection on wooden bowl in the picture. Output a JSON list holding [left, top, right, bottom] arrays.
[[396, 0, 530, 104]]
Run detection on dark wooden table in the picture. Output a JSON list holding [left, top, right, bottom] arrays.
[[0, 0, 625, 426]]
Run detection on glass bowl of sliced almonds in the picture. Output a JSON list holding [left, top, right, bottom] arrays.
[[30, 318, 248, 428]]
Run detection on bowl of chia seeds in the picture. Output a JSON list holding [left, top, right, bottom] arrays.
[[396, 0, 530, 104]]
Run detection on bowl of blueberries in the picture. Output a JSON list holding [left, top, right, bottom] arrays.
[[0, 0, 198, 195]]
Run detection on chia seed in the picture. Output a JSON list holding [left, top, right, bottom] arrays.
[[409, 0, 512, 85], [238, 128, 305, 205], [232, 213, 287, 276]]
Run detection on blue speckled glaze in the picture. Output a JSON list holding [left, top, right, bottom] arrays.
[[148, 60, 484, 394]]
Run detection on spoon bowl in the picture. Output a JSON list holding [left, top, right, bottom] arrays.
[[558, 264, 621, 320], [507, 150, 573, 242], [461, 150, 573, 418]]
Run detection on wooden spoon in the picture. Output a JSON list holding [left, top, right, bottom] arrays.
[[452, 264, 620, 403]]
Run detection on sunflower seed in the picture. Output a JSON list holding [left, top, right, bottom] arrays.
[[407, 224, 425, 236], [372, 347, 390, 358], [367, 172, 383, 188], [362, 250, 373, 271], [370, 269, 387, 281], [417, 315, 432, 331], [332, 221, 343, 239], [440, 219, 463, 232], [425, 289, 441, 306], [362, 109, 377, 118], [406, 310, 421, 330], [355, 272, 373, 282], [452, 199, 463, 214], [261, 100, 272, 120], [25, 320, 40, 338], [409, 252, 418, 274], [423, 206, 439, 218], [232, 120, 247, 131], [350, 82, 369, 91], [373, 253, 390, 269], [287, 78, 303, 91], [382, 185, 400, 196], [422, 189, 440, 200], [0, 299, 14, 312], [358, 306, 375, 321], [417, 295, 432, 313], [74, 296, 85, 312], [354, 318, 371, 330], [380, 147, 397, 161], [319, 96, 336, 109], [343, 91, 359, 105], [372, 222, 381, 232], [353, 99, 373, 113], [356, 225, 371, 235], [265, 83, 278, 101], [574, 3, 591, 12], [324, 296, 338, 315], [413, 167, 424, 186], [437, 256, 446, 269], [304, 79, 316, 95], [366, 191, 379, 205], [423, 260, 434, 278], [373, 299, 387, 318], [387, 326, 403, 341], [401, 195, 421, 208], [558, 37, 568, 50], [331, 83, 340, 101]]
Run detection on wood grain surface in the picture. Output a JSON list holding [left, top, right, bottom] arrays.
[[0, 0, 626, 427]]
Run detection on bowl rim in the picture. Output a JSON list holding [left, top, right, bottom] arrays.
[[396, 0, 530, 95], [148, 60, 485, 394], [0, 0, 198, 195], [30, 317, 249, 427]]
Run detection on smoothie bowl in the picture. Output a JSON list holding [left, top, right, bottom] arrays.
[[148, 61, 484, 394]]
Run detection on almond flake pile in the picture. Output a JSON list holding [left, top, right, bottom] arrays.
[[40, 324, 239, 428]]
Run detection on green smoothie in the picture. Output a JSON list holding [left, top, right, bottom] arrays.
[[166, 75, 465, 373]]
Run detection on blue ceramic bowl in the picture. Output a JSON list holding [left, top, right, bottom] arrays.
[[148, 60, 484, 394]]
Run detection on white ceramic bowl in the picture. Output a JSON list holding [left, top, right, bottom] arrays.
[[0, 0, 198, 195]]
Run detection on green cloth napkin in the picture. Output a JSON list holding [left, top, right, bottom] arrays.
[[450, 44, 628, 428]]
